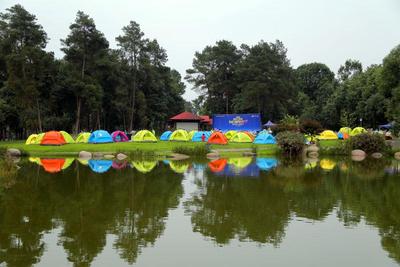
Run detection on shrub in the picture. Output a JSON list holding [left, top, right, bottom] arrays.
[[300, 119, 323, 136], [276, 131, 305, 155], [271, 123, 299, 135], [172, 145, 209, 156], [346, 133, 388, 154]]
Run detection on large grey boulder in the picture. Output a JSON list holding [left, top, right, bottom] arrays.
[[306, 145, 319, 153], [78, 151, 92, 159], [307, 151, 319, 158], [104, 154, 115, 159], [206, 152, 219, 159], [395, 152, 400, 160], [6, 148, 21, 157], [92, 152, 104, 159]]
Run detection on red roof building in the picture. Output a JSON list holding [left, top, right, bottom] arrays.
[[169, 112, 212, 131]]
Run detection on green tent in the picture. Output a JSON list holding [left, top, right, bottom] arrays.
[[60, 131, 75, 143], [132, 130, 157, 142], [350, 127, 367, 136], [75, 132, 91, 143], [230, 132, 253, 143], [169, 129, 189, 141]]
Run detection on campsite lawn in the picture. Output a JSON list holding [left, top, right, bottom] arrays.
[[0, 141, 278, 157]]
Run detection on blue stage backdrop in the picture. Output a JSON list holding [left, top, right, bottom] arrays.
[[212, 114, 262, 132]]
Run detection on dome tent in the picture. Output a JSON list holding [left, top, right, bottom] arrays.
[[192, 131, 211, 142], [41, 131, 66, 145], [89, 159, 113, 173], [132, 160, 157, 173], [160, 131, 172, 141], [224, 130, 237, 140], [132, 130, 157, 142], [207, 131, 228, 145], [208, 159, 227, 173], [256, 158, 278, 171], [230, 132, 253, 143], [169, 129, 190, 141], [75, 132, 91, 143], [112, 131, 129, 142], [26, 134, 40, 145], [339, 127, 352, 134], [317, 130, 338, 140], [88, 130, 113, 144], [253, 132, 276, 144], [60, 131, 75, 143], [338, 132, 349, 140], [350, 127, 367, 136], [188, 130, 197, 140], [40, 158, 74, 173]]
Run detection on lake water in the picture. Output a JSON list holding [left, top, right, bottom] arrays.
[[0, 156, 400, 266]]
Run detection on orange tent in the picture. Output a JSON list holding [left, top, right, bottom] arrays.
[[40, 131, 66, 145], [208, 159, 227, 173], [207, 132, 228, 145], [40, 158, 65, 173]]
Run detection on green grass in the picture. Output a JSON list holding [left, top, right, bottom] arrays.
[[0, 141, 278, 157]]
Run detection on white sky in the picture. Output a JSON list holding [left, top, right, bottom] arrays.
[[1, 0, 400, 101]]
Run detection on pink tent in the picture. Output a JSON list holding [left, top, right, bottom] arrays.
[[112, 161, 128, 169], [111, 131, 129, 142]]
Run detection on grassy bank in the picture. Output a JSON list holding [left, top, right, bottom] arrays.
[[0, 141, 277, 157]]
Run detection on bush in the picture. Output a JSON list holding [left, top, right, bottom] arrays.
[[346, 133, 388, 154], [300, 119, 323, 136], [276, 131, 305, 155], [271, 123, 299, 135], [172, 145, 209, 156]]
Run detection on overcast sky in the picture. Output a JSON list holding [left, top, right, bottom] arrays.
[[1, 0, 399, 100]]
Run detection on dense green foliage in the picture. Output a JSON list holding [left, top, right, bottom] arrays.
[[0, 5, 185, 139], [187, 41, 400, 133], [275, 131, 305, 155], [346, 133, 388, 154]]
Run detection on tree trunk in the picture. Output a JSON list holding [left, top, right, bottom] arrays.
[[74, 97, 82, 134], [128, 69, 137, 132], [36, 97, 42, 133], [96, 110, 101, 129]]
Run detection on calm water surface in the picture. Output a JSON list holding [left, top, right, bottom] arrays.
[[0, 156, 399, 266]]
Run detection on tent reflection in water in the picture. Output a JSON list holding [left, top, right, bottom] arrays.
[[169, 160, 189, 173], [131, 160, 157, 173], [208, 159, 227, 173], [256, 158, 278, 171], [88, 160, 113, 173], [39, 158, 74, 173], [112, 161, 128, 170], [319, 159, 336, 171]]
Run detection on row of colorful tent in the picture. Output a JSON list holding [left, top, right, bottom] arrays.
[[160, 129, 276, 145], [314, 127, 367, 140], [26, 130, 158, 145]]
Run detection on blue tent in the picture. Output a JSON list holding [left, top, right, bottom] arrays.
[[160, 131, 172, 141], [263, 120, 276, 127], [88, 160, 113, 173], [256, 158, 278, 171], [88, 130, 113, 143], [192, 131, 211, 142], [253, 132, 276, 144], [379, 123, 393, 129]]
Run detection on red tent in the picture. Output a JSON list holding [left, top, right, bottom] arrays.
[[207, 132, 228, 145], [40, 131, 66, 146]]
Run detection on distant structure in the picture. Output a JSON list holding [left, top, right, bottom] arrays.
[[169, 112, 212, 131]]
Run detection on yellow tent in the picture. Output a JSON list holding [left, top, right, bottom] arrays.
[[169, 129, 189, 141], [77, 158, 89, 166], [62, 158, 75, 170], [28, 157, 41, 165], [26, 134, 39, 145], [319, 159, 336, 170], [132, 160, 157, 173], [339, 127, 351, 134], [169, 161, 189, 173], [230, 132, 253, 143], [224, 130, 237, 140], [60, 131, 75, 143], [317, 130, 338, 140], [228, 157, 252, 169], [75, 132, 91, 143], [132, 130, 157, 142], [350, 127, 367, 136]]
